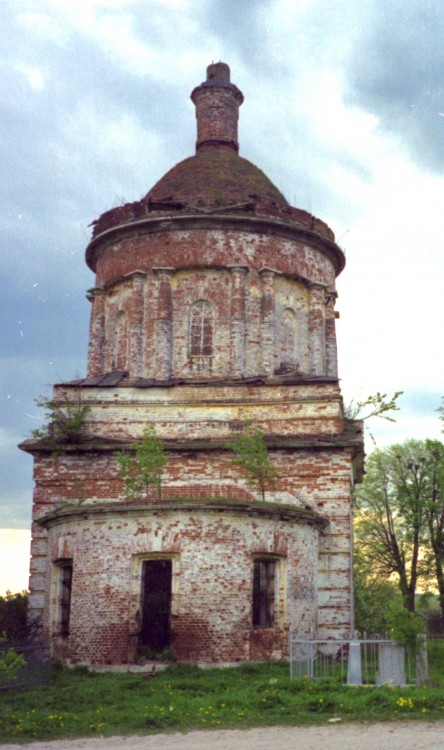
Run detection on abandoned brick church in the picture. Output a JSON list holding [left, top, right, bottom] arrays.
[[22, 63, 364, 665]]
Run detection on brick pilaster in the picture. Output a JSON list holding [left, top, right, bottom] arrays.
[[260, 269, 276, 376], [86, 287, 106, 376], [229, 266, 248, 377], [154, 268, 174, 380], [309, 282, 327, 376], [325, 290, 338, 378]]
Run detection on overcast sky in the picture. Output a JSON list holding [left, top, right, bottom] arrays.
[[1, 0, 443, 592]]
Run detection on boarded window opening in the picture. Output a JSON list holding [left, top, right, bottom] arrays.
[[140, 559, 172, 653], [56, 560, 73, 637]]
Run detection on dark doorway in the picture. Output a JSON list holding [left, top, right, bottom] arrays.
[[139, 559, 172, 652], [58, 561, 73, 637]]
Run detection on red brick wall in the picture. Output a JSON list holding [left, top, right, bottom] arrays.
[[29, 442, 354, 663], [92, 226, 336, 289], [87, 233, 338, 381], [43, 507, 321, 664]]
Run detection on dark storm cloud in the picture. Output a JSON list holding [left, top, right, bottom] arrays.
[[2, 0, 215, 522], [2, 5, 192, 215], [1, 346, 89, 528], [1, 4, 187, 526], [346, 0, 444, 172]]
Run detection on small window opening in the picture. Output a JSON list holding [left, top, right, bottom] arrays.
[[252, 558, 276, 628], [56, 560, 73, 637]]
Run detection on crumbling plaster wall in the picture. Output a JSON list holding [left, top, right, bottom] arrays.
[[52, 381, 345, 441], [41, 507, 322, 664]]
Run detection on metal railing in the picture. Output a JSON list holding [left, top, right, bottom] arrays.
[[0, 638, 51, 690], [289, 636, 427, 686]]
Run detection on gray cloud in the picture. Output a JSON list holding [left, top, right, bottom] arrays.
[[346, 0, 444, 172], [202, 0, 278, 70]]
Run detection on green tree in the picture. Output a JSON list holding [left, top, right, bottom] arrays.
[[0, 591, 29, 641], [226, 429, 276, 502], [421, 439, 444, 626], [416, 592, 444, 635], [116, 424, 167, 501], [385, 600, 426, 654], [355, 441, 430, 612], [353, 551, 399, 635], [437, 397, 444, 431]]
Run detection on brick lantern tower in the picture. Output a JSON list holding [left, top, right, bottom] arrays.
[[22, 63, 363, 665]]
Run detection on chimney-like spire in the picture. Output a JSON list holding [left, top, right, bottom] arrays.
[[191, 62, 244, 153]]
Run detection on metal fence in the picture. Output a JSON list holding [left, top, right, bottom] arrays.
[[0, 639, 51, 690], [289, 636, 428, 686]]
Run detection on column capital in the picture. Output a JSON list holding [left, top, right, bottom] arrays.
[[308, 280, 328, 291], [259, 267, 277, 279], [325, 290, 338, 308], [124, 270, 147, 281], [86, 286, 106, 301], [227, 265, 249, 275]]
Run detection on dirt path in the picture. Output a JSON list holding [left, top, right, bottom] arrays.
[[2, 721, 444, 750]]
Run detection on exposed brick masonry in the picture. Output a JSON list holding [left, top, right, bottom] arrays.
[[87, 258, 337, 381], [191, 62, 243, 153], [23, 62, 363, 666]]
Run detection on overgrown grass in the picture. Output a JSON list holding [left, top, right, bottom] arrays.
[[1, 658, 444, 743]]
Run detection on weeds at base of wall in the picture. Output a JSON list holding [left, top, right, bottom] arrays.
[[135, 645, 175, 663]]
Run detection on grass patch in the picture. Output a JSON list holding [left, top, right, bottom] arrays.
[[0, 660, 444, 743]]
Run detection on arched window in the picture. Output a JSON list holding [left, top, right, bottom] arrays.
[[189, 300, 214, 373], [277, 308, 298, 372]]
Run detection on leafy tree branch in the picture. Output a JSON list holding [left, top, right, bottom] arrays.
[[116, 424, 167, 501], [345, 390, 403, 422], [32, 391, 91, 444], [226, 428, 276, 502]]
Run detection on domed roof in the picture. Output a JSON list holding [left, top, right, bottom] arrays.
[[145, 147, 290, 212], [88, 63, 338, 252]]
